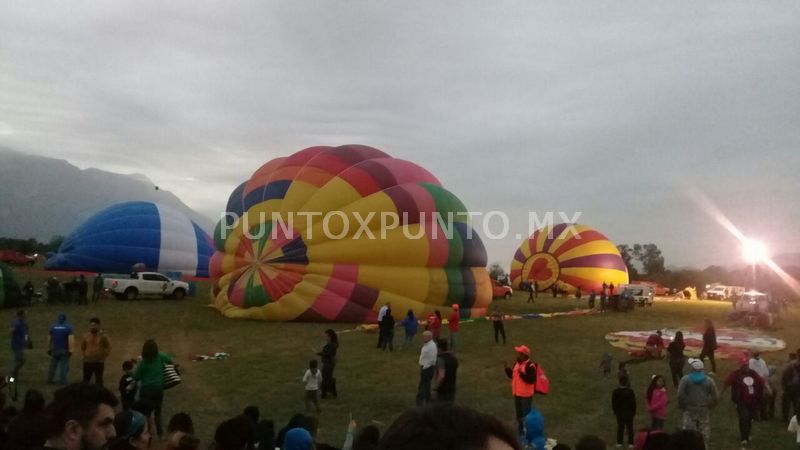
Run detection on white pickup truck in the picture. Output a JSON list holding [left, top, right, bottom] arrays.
[[105, 272, 190, 300]]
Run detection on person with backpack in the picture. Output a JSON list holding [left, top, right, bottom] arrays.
[[504, 344, 548, 435], [678, 358, 718, 448], [612, 374, 637, 448], [721, 358, 764, 446]]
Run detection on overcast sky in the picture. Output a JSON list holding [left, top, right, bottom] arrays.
[[1, 1, 799, 269]]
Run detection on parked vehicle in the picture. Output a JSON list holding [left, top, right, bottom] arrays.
[[631, 280, 669, 296], [0, 250, 37, 266], [104, 272, 189, 300], [705, 284, 745, 301], [619, 284, 654, 307], [491, 279, 513, 299]]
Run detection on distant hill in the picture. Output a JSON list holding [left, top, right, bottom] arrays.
[[0, 149, 214, 241]]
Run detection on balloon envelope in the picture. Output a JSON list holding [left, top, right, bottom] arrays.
[[510, 223, 628, 294], [45, 201, 213, 277], [211, 145, 491, 322]]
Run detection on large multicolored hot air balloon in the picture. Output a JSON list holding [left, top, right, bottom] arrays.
[[510, 223, 628, 294], [211, 145, 491, 322], [45, 202, 214, 277]]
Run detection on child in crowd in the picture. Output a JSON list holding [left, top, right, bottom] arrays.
[[645, 375, 668, 430], [118, 359, 137, 411], [618, 362, 629, 381], [612, 375, 636, 448], [600, 353, 613, 377], [303, 359, 322, 414]]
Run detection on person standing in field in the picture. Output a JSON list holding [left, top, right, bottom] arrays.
[[133, 339, 173, 438], [527, 283, 535, 303], [490, 305, 506, 345], [81, 317, 111, 385], [379, 306, 395, 352], [699, 319, 718, 374], [318, 329, 338, 399], [434, 338, 458, 403], [303, 359, 322, 414], [428, 310, 442, 342], [10, 309, 30, 382], [667, 331, 686, 388], [399, 309, 418, 350], [448, 304, 460, 353], [47, 313, 75, 385], [646, 374, 669, 430], [504, 345, 536, 435], [376, 302, 390, 349], [612, 374, 636, 447], [678, 358, 718, 447], [416, 331, 438, 407], [720, 358, 764, 447], [92, 273, 104, 303]]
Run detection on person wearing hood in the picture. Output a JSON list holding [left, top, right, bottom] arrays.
[[81, 317, 111, 386], [721, 357, 764, 447], [47, 313, 75, 385], [677, 358, 718, 448], [399, 309, 418, 350], [283, 428, 314, 450]]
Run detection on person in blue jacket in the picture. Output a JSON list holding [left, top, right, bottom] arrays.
[[399, 309, 419, 350]]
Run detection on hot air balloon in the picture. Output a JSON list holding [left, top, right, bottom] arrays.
[[211, 145, 491, 322], [45, 202, 213, 277], [510, 223, 628, 294]]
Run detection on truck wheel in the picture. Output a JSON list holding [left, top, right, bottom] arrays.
[[172, 289, 186, 300], [504, 293, 512, 300], [124, 288, 138, 301]]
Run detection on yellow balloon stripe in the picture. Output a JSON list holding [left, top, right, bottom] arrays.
[[558, 240, 620, 263], [560, 267, 629, 284], [307, 226, 430, 266]]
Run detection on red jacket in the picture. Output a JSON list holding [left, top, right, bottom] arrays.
[[449, 313, 460, 332]]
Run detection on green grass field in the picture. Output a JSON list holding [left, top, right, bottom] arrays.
[[5, 267, 800, 450]]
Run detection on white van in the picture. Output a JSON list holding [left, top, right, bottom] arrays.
[[706, 285, 746, 301], [620, 284, 654, 307]]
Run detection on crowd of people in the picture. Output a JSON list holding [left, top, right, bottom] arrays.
[[607, 318, 800, 449], [5, 299, 800, 450]]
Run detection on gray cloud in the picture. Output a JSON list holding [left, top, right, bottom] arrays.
[[1, 0, 799, 268]]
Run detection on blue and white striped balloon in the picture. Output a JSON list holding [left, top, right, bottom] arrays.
[[45, 201, 213, 277]]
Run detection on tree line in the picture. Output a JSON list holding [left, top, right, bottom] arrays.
[[0, 236, 64, 255]]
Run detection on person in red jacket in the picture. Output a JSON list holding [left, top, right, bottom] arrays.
[[504, 345, 536, 435], [721, 358, 765, 446], [427, 310, 442, 341], [448, 305, 460, 353]]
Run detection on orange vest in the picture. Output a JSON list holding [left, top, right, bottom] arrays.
[[512, 360, 535, 397]]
